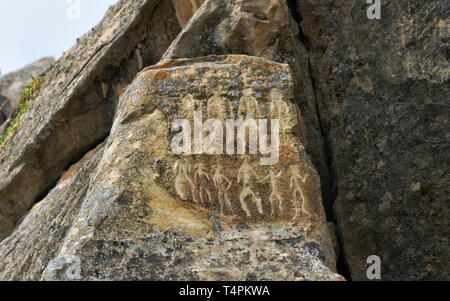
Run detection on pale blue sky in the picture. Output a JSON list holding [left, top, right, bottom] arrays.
[[0, 0, 118, 75]]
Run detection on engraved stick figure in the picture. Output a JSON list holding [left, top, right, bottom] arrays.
[[270, 88, 291, 130], [261, 168, 284, 215], [183, 94, 201, 122], [238, 88, 263, 120], [213, 165, 233, 213], [174, 159, 194, 201], [238, 158, 262, 217], [207, 91, 234, 120], [289, 165, 311, 219], [194, 163, 212, 204]]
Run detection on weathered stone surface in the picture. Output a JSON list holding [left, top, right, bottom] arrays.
[[18, 55, 342, 281], [0, 0, 181, 241], [295, 0, 449, 280], [0, 57, 54, 122], [0, 143, 104, 280], [0, 0, 446, 283], [171, 0, 205, 27], [162, 0, 334, 218]]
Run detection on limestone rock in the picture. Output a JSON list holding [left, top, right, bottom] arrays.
[[0, 0, 181, 241], [14, 55, 342, 281], [162, 0, 334, 218], [0, 57, 54, 122], [172, 0, 205, 27], [295, 0, 449, 280]]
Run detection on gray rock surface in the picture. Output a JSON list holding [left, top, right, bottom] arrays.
[[295, 0, 449, 280], [0, 0, 180, 241], [0, 144, 104, 280]]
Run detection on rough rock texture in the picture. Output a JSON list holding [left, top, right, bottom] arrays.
[[163, 0, 334, 218], [0, 94, 7, 125], [0, 55, 343, 280], [0, 0, 181, 241], [0, 143, 105, 280], [37, 55, 340, 280], [0, 57, 54, 122], [0, 0, 447, 282], [295, 0, 449, 280], [171, 0, 205, 27]]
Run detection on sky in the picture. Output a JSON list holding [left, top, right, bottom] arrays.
[[0, 0, 118, 75]]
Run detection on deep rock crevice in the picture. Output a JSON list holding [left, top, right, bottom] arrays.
[[287, 0, 350, 279]]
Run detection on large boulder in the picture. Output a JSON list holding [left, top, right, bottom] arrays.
[[0, 55, 343, 280], [38, 55, 340, 280], [0, 0, 181, 241], [295, 0, 449, 280]]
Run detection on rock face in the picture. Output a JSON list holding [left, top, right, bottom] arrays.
[[0, 0, 447, 282], [0, 57, 54, 124], [0, 144, 105, 280], [295, 0, 449, 280], [0, 55, 342, 281], [171, 0, 205, 27], [0, 0, 181, 241]]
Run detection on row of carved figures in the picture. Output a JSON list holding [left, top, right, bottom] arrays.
[[174, 158, 311, 220], [183, 88, 293, 128]]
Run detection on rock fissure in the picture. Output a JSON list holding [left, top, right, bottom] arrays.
[[286, 0, 355, 279]]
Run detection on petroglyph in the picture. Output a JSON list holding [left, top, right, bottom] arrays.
[[261, 168, 284, 215], [165, 56, 324, 224], [290, 165, 311, 220], [238, 88, 263, 120], [207, 91, 234, 120], [238, 158, 262, 217], [194, 163, 213, 204], [213, 165, 233, 213], [174, 160, 194, 201], [270, 88, 293, 131], [171, 87, 315, 221]]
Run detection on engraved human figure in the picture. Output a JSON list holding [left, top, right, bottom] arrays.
[[261, 168, 284, 215], [289, 165, 311, 219], [213, 165, 233, 213], [269, 88, 292, 130], [174, 159, 194, 201], [194, 163, 212, 204], [207, 91, 234, 120], [183, 94, 202, 122], [238, 158, 262, 217], [238, 88, 263, 120]]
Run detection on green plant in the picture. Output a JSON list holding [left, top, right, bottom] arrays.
[[21, 76, 40, 101], [0, 101, 30, 147], [0, 76, 41, 148]]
